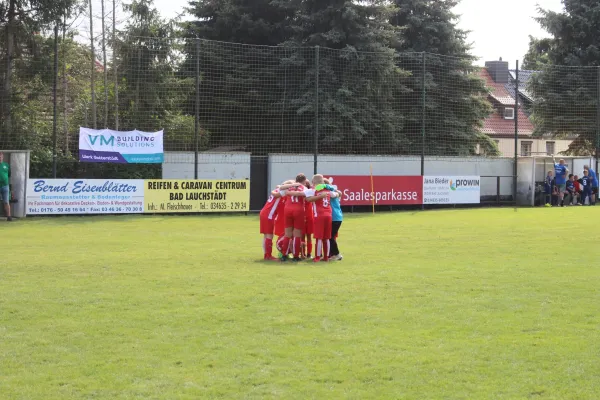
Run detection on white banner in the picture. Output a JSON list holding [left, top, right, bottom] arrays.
[[79, 127, 164, 163], [26, 179, 145, 215], [423, 176, 480, 204]]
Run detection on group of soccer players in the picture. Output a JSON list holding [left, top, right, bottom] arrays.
[[259, 173, 343, 263]]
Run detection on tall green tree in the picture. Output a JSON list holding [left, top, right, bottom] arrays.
[[117, 0, 195, 150], [522, 35, 551, 71], [0, 0, 80, 146], [390, 0, 494, 156], [184, 0, 295, 153], [528, 0, 600, 154], [281, 0, 407, 154]]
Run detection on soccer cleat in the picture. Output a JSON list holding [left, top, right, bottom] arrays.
[[313, 257, 321, 263], [545, 203, 551, 207], [264, 256, 279, 261], [291, 257, 302, 262]]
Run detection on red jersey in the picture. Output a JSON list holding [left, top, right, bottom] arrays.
[[260, 189, 283, 220], [285, 186, 305, 210], [310, 188, 333, 217]]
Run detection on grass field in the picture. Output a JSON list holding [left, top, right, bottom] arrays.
[[2, 208, 600, 399]]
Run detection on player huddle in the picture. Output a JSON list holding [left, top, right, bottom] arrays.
[[259, 173, 343, 262]]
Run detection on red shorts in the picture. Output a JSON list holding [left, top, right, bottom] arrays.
[[304, 216, 314, 235], [285, 207, 305, 230], [313, 214, 332, 240], [259, 214, 276, 234]]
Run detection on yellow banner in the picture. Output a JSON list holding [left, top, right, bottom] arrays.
[[143, 180, 250, 213]]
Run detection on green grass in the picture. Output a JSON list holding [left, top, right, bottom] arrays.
[[2, 208, 600, 399]]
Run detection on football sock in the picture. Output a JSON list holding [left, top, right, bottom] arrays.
[[293, 237, 302, 258], [264, 238, 273, 258]]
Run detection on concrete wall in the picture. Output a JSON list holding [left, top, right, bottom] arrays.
[[5, 150, 30, 218], [162, 152, 251, 180], [268, 154, 514, 197], [517, 157, 535, 206]]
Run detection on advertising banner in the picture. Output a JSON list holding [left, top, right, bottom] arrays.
[[330, 176, 423, 205], [143, 180, 250, 213], [79, 127, 164, 163], [26, 179, 145, 215], [423, 176, 480, 204]]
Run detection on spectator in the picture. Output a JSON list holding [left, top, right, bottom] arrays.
[[0, 152, 12, 221], [544, 170, 553, 207], [579, 170, 593, 206], [551, 177, 559, 206], [583, 165, 598, 205], [565, 174, 578, 206], [553, 156, 569, 207], [574, 175, 582, 204]]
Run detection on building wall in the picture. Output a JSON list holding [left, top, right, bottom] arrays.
[[494, 138, 573, 157]]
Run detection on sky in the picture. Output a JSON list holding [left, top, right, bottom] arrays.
[[85, 0, 566, 66]]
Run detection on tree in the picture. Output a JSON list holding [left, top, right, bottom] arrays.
[[522, 35, 551, 71], [281, 0, 407, 155], [116, 0, 193, 138], [0, 0, 80, 146], [184, 0, 295, 153], [528, 0, 600, 155], [390, 0, 495, 156]]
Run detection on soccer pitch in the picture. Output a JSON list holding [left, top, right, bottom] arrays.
[[2, 208, 600, 399]]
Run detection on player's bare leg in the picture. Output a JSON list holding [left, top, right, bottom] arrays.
[[3, 203, 11, 221]]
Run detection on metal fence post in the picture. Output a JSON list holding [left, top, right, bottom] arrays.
[[52, 22, 59, 178], [421, 52, 426, 210], [514, 60, 519, 205], [594, 67, 600, 174], [421, 52, 426, 176], [314, 46, 320, 175], [194, 38, 200, 180]]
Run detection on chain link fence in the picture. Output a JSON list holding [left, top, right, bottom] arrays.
[[0, 36, 599, 179]]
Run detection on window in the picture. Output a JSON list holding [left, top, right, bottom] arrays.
[[546, 141, 555, 156], [504, 107, 515, 120], [521, 141, 532, 157]]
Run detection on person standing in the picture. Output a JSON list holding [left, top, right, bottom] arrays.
[[0, 153, 12, 221], [553, 155, 568, 207], [583, 165, 598, 205], [544, 170, 553, 207], [578, 170, 593, 206], [304, 174, 340, 263], [323, 178, 343, 261]]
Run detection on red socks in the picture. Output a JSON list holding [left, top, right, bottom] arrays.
[[280, 236, 291, 256], [263, 237, 273, 258], [307, 237, 313, 257], [293, 237, 302, 259], [315, 239, 329, 261]]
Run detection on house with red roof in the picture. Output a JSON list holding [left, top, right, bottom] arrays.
[[478, 59, 573, 157]]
